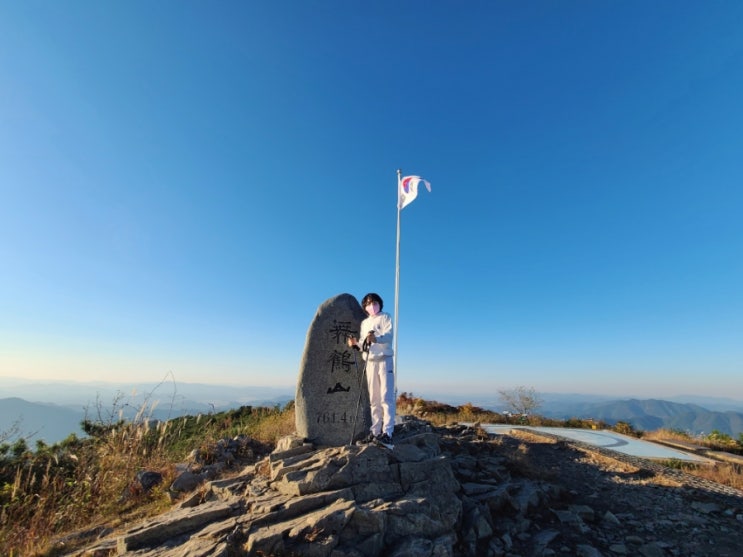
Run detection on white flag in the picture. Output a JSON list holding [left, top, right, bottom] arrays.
[[398, 175, 431, 209]]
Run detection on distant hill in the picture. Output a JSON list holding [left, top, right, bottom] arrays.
[[3, 377, 742, 442], [422, 392, 743, 437], [0, 377, 294, 409], [542, 398, 743, 437], [0, 381, 294, 445], [0, 398, 86, 445]]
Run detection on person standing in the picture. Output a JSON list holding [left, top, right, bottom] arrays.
[[347, 292, 395, 446]]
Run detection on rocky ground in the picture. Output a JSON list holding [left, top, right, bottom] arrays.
[[61, 418, 743, 557], [456, 427, 743, 556]]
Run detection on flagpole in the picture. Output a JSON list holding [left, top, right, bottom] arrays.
[[393, 169, 402, 384]]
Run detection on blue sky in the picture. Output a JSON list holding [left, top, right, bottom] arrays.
[[1, 2, 742, 401]]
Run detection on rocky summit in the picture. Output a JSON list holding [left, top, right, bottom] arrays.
[[65, 418, 743, 557]]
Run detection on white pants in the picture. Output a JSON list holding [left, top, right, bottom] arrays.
[[366, 356, 395, 436]]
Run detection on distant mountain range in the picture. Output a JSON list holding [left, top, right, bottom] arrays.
[[0, 377, 294, 410], [0, 397, 85, 446], [539, 398, 743, 438], [2, 378, 742, 444], [0, 378, 295, 445]]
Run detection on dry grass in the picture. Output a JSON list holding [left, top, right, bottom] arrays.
[[641, 428, 743, 488], [3, 392, 742, 556], [243, 404, 297, 442], [642, 428, 693, 442], [501, 440, 560, 481], [644, 428, 741, 451], [397, 392, 504, 426], [686, 462, 743, 490], [0, 398, 294, 557]]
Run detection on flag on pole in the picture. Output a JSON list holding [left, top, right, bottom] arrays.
[[398, 175, 431, 209]]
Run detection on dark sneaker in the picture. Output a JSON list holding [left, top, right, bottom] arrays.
[[356, 432, 377, 445], [376, 433, 394, 448]]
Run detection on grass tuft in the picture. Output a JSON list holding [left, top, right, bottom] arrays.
[[0, 392, 295, 557]]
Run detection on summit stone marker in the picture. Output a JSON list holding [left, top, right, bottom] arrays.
[[295, 293, 371, 446]]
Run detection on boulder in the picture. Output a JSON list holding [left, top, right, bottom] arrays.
[[295, 293, 371, 446]]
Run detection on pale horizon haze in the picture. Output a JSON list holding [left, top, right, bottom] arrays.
[[1, 3, 742, 402]]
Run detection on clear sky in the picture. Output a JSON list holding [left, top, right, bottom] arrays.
[[1, 2, 742, 401]]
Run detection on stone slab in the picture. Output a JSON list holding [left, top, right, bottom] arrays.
[[295, 293, 371, 446]]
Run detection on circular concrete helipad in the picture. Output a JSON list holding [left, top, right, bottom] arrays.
[[470, 424, 713, 463]]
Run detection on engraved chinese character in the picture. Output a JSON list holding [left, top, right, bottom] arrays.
[[327, 349, 354, 373], [329, 320, 357, 344]]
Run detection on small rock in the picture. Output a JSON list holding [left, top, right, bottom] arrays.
[[170, 470, 203, 492], [691, 501, 721, 514], [638, 543, 665, 557], [602, 510, 621, 526], [576, 543, 602, 557]]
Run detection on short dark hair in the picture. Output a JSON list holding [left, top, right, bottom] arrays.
[[361, 292, 383, 311]]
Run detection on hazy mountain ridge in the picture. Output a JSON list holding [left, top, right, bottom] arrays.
[[2, 378, 742, 443], [0, 377, 294, 408], [0, 395, 295, 445], [0, 397, 85, 445], [542, 398, 743, 437], [0, 379, 295, 444]]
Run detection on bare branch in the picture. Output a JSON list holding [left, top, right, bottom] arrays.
[[497, 386, 543, 416]]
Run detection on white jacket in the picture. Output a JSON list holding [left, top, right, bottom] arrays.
[[359, 311, 394, 360]]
